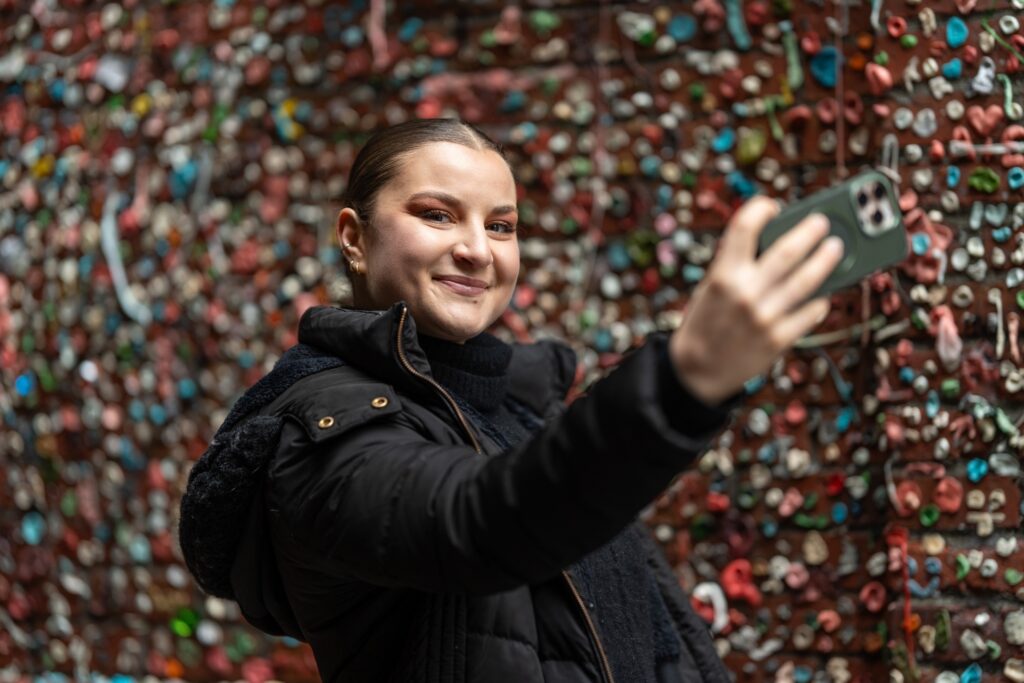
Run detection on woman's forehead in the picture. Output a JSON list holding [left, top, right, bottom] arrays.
[[387, 142, 515, 200]]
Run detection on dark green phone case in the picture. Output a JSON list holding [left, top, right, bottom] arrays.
[[756, 168, 908, 301]]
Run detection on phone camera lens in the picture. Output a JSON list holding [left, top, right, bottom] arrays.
[[872, 210, 883, 224], [857, 191, 868, 206], [873, 184, 885, 199]]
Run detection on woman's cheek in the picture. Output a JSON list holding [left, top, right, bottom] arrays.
[[499, 249, 520, 287]]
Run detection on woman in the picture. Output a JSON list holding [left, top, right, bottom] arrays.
[[179, 118, 843, 683]]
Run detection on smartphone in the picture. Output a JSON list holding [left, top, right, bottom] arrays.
[[755, 168, 908, 300]]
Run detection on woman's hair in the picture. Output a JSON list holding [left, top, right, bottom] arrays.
[[339, 118, 514, 229]]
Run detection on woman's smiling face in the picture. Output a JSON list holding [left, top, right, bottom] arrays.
[[337, 141, 520, 342]]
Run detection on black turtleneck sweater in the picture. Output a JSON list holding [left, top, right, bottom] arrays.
[[416, 330, 540, 451], [416, 331, 512, 412]]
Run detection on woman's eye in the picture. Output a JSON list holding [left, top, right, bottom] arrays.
[[421, 210, 451, 223], [421, 210, 515, 234]]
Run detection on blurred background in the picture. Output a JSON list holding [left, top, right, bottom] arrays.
[[2, 0, 1024, 681]]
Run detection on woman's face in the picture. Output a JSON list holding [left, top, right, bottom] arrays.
[[337, 141, 520, 343]]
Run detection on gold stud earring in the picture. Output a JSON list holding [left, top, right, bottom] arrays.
[[342, 242, 362, 274]]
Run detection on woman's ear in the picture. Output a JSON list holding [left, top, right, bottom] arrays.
[[336, 207, 366, 264]]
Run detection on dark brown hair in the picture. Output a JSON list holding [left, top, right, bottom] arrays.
[[339, 118, 514, 228]]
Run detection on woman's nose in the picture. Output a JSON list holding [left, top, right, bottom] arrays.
[[452, 224, 494, 267]]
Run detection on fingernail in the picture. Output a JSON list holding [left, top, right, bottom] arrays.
[[825, 236, 844, 252]]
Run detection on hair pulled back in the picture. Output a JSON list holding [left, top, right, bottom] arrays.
[[339, 118, 513, 229]]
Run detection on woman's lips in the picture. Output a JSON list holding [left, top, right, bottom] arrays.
[[435, 278, 487, 297]]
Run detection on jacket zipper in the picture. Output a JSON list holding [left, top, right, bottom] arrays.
[[562, 569, 617, 683], [395, 305, 483, 454], [395, 303, 616, 683]]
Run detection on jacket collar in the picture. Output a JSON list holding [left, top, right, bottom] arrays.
[[296, 301, 577, 418], [298, 300, 431, 392]]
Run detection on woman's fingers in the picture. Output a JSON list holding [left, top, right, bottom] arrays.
[[755, 213, 832, 285], [715, 196, 781, 267], [770, 296, 833, 351], [760, 234, 845, 321], [671, 196, 847, 405]]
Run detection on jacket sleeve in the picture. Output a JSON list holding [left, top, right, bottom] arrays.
[[267, 331, 740, 595]]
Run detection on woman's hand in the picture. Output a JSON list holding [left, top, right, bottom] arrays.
[[668, 195, 846, 406]]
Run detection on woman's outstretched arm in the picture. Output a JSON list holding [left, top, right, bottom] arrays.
[[266, 330, 737, 596]]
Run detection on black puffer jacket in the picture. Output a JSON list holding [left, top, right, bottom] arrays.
[[179, 301, 742, 683]]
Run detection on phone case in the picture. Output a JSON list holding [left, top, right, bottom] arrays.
[[755, 168, 908, 300]]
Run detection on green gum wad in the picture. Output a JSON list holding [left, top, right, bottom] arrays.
[[968, 167, 1000, 193], [935, 609, 951, 650], [772, 0, 793, 16], [794, 512, 828, 529], [955, 553, 970, 580], [919, 503, 940, 527], [941, 379, 960, 399], [737, 127, 768, 165], [529, 10, 561, 35]]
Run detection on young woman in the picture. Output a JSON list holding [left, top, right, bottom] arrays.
[[179, 118, 843, 683]]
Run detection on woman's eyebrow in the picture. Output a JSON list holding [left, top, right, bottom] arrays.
[[407, 190, 517, 215]]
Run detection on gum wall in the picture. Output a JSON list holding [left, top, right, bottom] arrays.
[[1, 1, 1024, 682]]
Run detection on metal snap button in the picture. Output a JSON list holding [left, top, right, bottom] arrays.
[[318, 416, 335, 429], [371, 396, 389, 408]]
